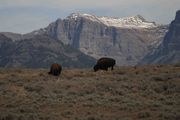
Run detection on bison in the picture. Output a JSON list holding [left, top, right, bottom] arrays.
[[94, 57, 116, 72], [48, 63, 62, 76]]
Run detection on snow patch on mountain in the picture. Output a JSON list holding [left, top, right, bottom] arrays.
[[67, 13, 158, 28]]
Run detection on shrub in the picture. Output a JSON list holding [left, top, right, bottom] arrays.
[[152, 76, 164, 81], [138, 112, 150, 118]]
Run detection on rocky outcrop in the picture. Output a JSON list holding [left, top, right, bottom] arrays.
[[140, 10, 180, 64]]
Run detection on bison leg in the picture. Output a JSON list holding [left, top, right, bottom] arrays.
[[48, 69, 52, 74], [52, 69, 58, 76], [111, 66, 114, 70]]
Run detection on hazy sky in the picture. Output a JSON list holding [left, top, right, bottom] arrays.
[[0, 0, 180, 34]]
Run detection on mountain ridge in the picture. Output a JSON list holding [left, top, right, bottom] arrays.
[[0, 13, 169, 67], [67, 13, 159, 28]]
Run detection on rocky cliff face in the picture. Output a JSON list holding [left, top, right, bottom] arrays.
[[35, 13, 167, 66], [0, 34, 96, 68], [0, 13, 168, 66], [140, 10, 180, 64], [162, 10, 180, 53]]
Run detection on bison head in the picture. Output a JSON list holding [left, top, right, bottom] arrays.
[[93, 64, 99, 72], [48, 63, 62, 76]]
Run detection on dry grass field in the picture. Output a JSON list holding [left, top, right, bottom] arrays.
[[0, 64, 180, 120]]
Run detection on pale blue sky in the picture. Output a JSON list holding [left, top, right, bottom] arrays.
[[0, 0, 179, 34]]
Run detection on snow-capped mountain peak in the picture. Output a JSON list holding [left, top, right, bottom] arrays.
[[67, 13, 157, 28], [67, 13, 99, 22]]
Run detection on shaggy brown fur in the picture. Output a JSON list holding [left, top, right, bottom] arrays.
[[94, 57, 116, 72], [48, 63, 62, 76]]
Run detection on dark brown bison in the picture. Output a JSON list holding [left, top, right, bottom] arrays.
[[94, 57, 116, 72], [48, 63, 62, 76]]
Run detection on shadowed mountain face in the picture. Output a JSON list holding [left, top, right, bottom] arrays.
[[0, 34, 96, 68], [140, 10, 180, 64]]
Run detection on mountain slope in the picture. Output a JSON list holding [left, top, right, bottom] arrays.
[[42, 13, 167, 66], [0, 13, 168, 66], [0, 32, 24, 41], [140, 10, 180, 64], [0, 34, 96, 68]]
